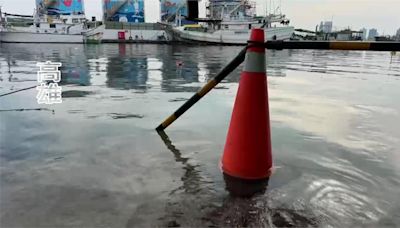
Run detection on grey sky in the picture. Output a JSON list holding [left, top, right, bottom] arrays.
[[1, 0, 399, 35]]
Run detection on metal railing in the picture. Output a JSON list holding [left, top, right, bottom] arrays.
[[104, 22, 164, 30]]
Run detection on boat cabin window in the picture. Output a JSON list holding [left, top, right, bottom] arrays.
[[225, 25, 229, 29], [72, 19, 79, 23], [50, 24, 56, 28], [184, 26, 207, 32]]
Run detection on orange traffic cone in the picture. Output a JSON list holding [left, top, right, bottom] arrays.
[[222, 29, 272, 196]]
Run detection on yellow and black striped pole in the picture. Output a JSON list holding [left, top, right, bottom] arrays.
[[156, 47, 248, 131]]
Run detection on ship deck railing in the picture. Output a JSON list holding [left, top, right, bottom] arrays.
[[104, 22, 165, 31]]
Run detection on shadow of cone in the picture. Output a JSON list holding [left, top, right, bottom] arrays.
[[222, 28, 272, 197]]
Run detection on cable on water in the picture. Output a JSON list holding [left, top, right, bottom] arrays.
[[0, 85, 37, 98]]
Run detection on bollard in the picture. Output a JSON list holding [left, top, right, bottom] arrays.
[[221, 28, 272, 197]]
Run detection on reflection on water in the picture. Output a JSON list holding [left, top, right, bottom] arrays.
[[1, 43, 400, 227]]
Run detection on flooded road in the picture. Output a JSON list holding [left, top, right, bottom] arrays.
[[1, 43, 400, 227]]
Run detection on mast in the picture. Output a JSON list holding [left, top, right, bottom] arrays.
[[0, 5, 6, 26]]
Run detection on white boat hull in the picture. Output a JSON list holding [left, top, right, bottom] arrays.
[[84, 25, 171, 43], [0, 31, 84, 43], [173, 26, 295, 44]]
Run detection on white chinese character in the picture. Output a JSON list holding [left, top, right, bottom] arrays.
[[37, 83, 62, 104], [37, 61, 62, 83]]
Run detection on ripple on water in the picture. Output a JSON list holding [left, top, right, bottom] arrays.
[[309, 179, 375, 218]]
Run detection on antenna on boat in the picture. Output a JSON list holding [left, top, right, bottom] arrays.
[[269, 0, 271, 15]]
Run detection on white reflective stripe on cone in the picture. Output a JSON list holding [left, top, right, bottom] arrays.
[[243, 52, 266, 73]]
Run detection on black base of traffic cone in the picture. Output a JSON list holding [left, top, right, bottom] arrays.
[[223, 173, 269, 197]]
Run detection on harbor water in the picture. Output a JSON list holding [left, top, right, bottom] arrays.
[[1, 43, 400, 227]]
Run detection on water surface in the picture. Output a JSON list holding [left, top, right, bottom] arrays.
[[1, 43, 400, 227]]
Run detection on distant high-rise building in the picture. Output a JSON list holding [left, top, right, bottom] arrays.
[[396, 28, 400, 41], [319, 21, 333, 33], [368, 28, 378, 40], [361, 28, 367, 40], [324, 21, 333, 33]]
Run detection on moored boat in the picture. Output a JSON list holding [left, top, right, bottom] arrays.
[[0, 0, 88, 43], [169, 0, 294, 45]]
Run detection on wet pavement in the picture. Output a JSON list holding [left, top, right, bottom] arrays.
[[1, 43, 400, 227]]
